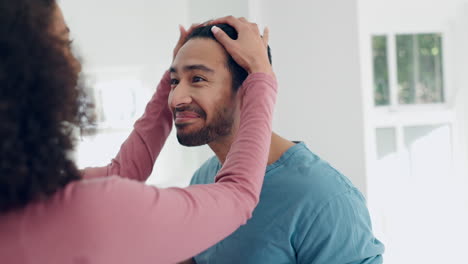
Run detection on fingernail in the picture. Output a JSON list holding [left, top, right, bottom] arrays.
[[211, 26, 220, 34]]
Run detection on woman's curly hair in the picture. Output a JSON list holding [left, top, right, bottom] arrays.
[[0, 0, 93, 212]]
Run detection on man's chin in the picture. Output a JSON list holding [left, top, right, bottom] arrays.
[[176, 132, 211, 147]]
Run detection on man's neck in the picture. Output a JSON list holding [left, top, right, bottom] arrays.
[[208, 132, 296, 165]]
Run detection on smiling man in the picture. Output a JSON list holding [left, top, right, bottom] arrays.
[[169, 61, 235, 148], [169, 23, 385, 264]]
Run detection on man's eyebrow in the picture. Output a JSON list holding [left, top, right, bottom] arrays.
[[170, 64, 215, 74], [184, 64, 215, 73]]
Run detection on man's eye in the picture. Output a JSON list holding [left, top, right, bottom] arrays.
[[170, 79, 179, 85], [192, 76, 205, 83]]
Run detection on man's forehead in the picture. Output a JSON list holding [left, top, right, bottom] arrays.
[[172, 38, 227, 71], [182, 37, 221, 51]]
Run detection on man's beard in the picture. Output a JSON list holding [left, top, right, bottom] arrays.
[[176, 105, 235, 147]]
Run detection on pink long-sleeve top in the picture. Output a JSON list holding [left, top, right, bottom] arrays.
[[0, 71, 277, 263]]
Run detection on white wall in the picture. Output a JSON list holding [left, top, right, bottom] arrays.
[[360, 0, 468, 32], [452, 4, 468, 177], [452, 9, 468, 259], [61, 0, 188, 69], [257, 0, 368, 194], [188, 0, 248, 23]]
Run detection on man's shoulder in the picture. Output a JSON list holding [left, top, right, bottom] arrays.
[[190, 156, 220, 185], [270, 143, 359, 204]]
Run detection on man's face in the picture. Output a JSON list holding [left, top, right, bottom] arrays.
[[169, 38, 237, 146]]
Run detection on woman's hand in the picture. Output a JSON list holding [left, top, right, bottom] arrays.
[[208, 16, 273, 76]]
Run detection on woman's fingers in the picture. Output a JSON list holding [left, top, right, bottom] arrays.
[[172, 25, 187, 59], [209, 17, 272, 75], [211, 26, 236, 51], [239, 17, 248, 23], [207, 16, 244, 31]]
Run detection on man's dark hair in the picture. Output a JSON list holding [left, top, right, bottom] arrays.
[[186, 24, 272, 91], [0, 0, 93, 213]]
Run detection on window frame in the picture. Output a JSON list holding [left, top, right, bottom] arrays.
[[369, 29, 457, 179], [372, 31, 450, 111]]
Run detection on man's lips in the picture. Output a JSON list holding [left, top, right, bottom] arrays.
[[175, 111, 201, 124]]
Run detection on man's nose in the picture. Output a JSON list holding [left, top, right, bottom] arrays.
[[169, 82, 192, 109]]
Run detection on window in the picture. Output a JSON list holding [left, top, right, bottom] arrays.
[[396, 34, 444, 104], [372, 33, 445, 106], [371, 32, 453, 175]]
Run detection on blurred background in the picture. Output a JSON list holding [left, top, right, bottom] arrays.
[[61, 0, 468, 263]]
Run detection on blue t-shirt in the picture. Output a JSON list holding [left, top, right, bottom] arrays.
[[190, 142, 384, 264]]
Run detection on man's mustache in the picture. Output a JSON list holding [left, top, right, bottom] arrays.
[[174, 105, 206, 119]]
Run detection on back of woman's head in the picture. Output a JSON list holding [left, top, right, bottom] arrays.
[[0, 0, 92, 212]]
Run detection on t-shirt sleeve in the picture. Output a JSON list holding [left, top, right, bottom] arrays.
[[295, 189, 385, 264]]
